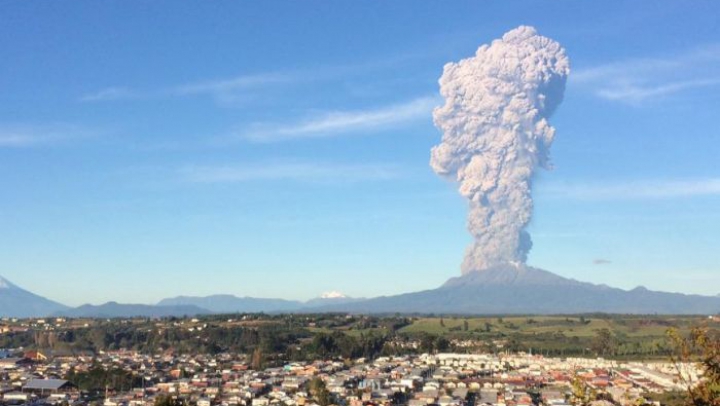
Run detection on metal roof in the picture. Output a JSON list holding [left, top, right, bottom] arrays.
[[24, 379, 72, 391]]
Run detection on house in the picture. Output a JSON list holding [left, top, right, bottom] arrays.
[[3, 391, 30, 403], [438, 396, 461, 406], [24, 351, 48, 361], [0, 358, 33, 370], [478, 388, 498, 405], [252, 397, 270, 406], [23, 379, 77, 395], [451, 388, 468, 399]]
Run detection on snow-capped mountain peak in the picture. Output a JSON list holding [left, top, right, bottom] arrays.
[[320, 291, 347, 299], [0, 277, 15, 290]]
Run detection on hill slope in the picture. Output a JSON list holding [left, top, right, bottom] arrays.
[[313, 265, 720, 315], [0, 276, 69, 318]]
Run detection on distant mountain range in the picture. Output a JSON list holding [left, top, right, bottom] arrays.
[[1, 268, 719, 318], [158, 293, 365, 313], [158, 295, 301, 313], [54, 302, 210, 318]]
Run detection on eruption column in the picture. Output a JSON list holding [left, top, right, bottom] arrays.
[[430, 26, 569, 274]]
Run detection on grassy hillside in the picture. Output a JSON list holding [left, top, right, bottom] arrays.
[[400, 315, 706, 336], [398, 315, 719, 359]]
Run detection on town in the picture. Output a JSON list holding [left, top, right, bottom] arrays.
[[0, 315, 713, 406], [0, 345, 700, 406]]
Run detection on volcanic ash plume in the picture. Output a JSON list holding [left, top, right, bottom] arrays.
[[430, 26, 569, 274]]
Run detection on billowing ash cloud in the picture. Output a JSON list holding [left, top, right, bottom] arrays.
[[431, 26, 569, 274]]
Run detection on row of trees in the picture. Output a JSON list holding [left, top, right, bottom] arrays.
[[24, 323, 305, 356], [11, 323, 693, 362], [66, 364, 142, 393]]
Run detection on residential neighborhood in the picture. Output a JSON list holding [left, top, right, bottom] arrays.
[[0, 345, 699, 406]]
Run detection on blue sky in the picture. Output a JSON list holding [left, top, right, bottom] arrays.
[[1, 1, 719, 306]]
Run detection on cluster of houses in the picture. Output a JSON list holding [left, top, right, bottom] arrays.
[[0, 347, 700, 406]]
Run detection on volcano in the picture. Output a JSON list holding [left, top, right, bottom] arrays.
[[311, 266, 720, 315], [0, 276, 69, 318]]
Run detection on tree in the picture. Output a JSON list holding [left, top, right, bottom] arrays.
[[251, 347, 263, 370], [667, 326, 720, 406], [67, 363, 139, 392], [309, 377, 332, 406], [591, 328, 616, 356], [310, 333, 338, 359], [435, 337, 450, 352], [419, 334, 436, 353], [507, 337, 521, 353], [569, 373, 596, 406]]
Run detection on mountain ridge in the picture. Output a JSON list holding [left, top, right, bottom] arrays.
[[158, 295, 303, 313], [3, 269, 720, 318], [158, 293, 366, 313], [54, 302, 210, 318], [0, 276, 69, 318]]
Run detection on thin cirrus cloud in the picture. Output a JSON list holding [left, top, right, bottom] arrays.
[[572, 44, 720, 103], [237, 96, 439, 143], [180, 161, 403, 184], [544, 178, 720, 200], [79, 55, 422, 103], [79, 87, 140, 102], [596, 79, 720, 102], [171, 72, 291, 96], [80, 72, 295, 103], [0, 124, 94, 148]]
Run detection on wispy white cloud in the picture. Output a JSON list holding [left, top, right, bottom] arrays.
[[79, 87, 140, 102], [170, 72, 293, 96], [79, 53, 427, 104], [238, 96, 438, 143], [80, 72, 295, 103], [595, 79, 720, 103], [180, 161, 403, 184], [572, 44, 720, 103], [0, 124, 94, 148], [572, 57, 679, 84], [544, 178, 720, 200]]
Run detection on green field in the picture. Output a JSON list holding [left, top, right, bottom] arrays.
[[400, 315, 706, 336], [396, 315, 719, 359]]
